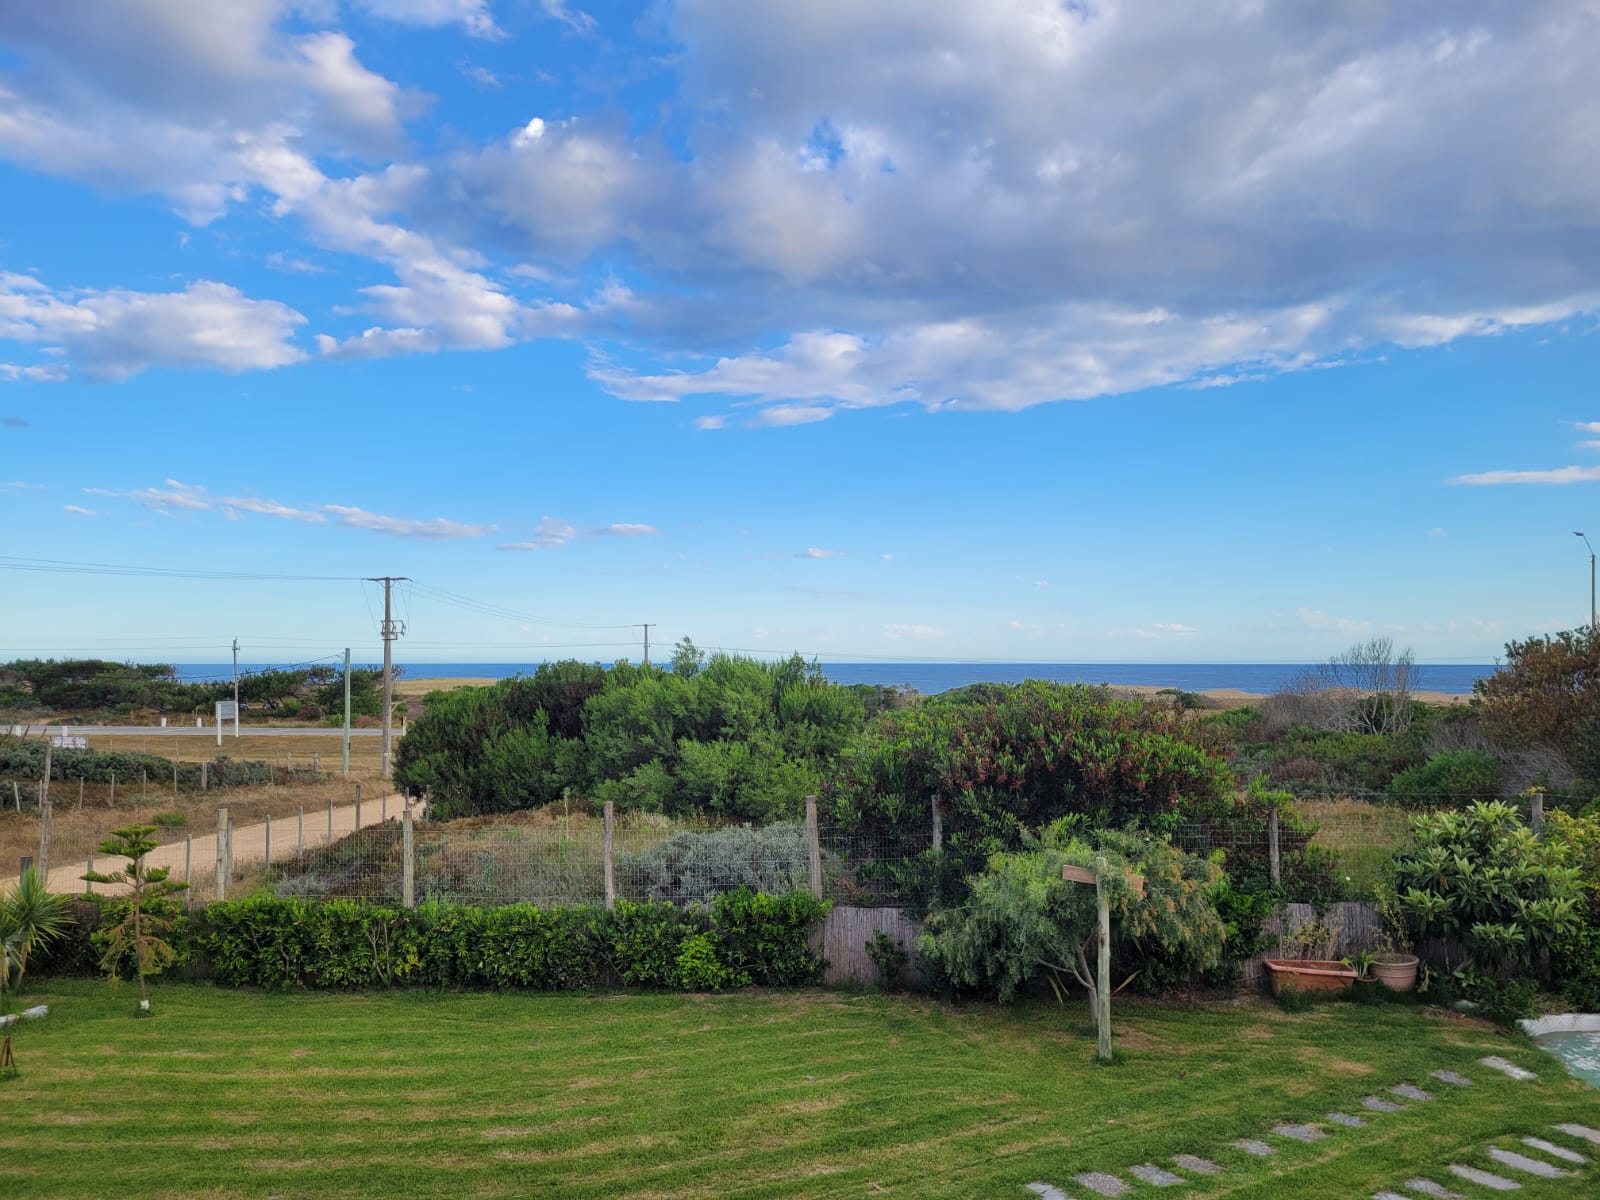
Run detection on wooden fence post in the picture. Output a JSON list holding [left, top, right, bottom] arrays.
[[184, 834, 192, 891], [215, 807, 229, 901], [1267, 806, 1281, 887], [85, 853, 94, 895], [36, 798, 51, 881], [201, 762, 208, 791], [327, 797, 334, 844], [382, 792, 388, 824], [806, 795, 823, 899], [1531, 790, 1546, 839], [354, 783, 362, 830], [298, 806, 304, 859], [1095, 856, 1112, 1064], [603, 800, 616, 910], [109, 771, 115, 807], [77, 778, 84, 811], [402, 801, 415, 909], [930, 795, 943, 851], [265, 814, 272, 867]]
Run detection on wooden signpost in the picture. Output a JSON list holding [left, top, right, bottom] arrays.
[[1064, 859, 1144, 1064]]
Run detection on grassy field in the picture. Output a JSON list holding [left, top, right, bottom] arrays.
[[3, 982, 1596, 1199]]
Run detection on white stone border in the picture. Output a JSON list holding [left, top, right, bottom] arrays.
[[1519, 1012, 1600, 1036]]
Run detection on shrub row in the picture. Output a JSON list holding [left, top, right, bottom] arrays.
[[0, 736, 321, 789], [36, 889, 832, 993]]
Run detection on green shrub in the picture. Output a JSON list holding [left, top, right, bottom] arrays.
[[601, 899, 698, 988], [1388, 751, 1502, 808], [618, 823, 811, 905], [150, 810, 187, 828], [710, 888, 830, 986], [674, 933, 746, 991]]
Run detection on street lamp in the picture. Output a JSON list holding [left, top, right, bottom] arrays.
[[1576, 532, 1595, 630]]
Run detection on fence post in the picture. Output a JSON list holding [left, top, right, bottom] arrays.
[[227, 814, 235, 886], [313, 751, 319, 772], [930, 795, 943, 851], [77, 778, 84, 811], [1267, 806, 1281, 887], [603, 800, 616, 910], [298, 806, 304, 859], [201, 762, 208, 791], [215, 807, 229, 901], [382, 792, 388, 824], [173, 759, 179, 796], [142, 769, 147, 801], [402, 801, 415, 909], [1095, 856, 1112, 1064], [1531, 790, 1546, 839], [327, 797, 334, 844], [806, 795, 823, 899], [36, 798, 51, 881], [184, 833, 192, 890], [265, 814, 272, 867], [355, 782, 362, 830], [11, 781, 18, 813], [109, 771, 116, 807], [85, 853, 94, 895]]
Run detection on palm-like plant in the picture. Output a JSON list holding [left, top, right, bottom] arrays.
[[0, 866, 70, 1011]]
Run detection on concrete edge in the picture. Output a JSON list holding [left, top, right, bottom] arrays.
[[1519, 1012, 1600, 1037]]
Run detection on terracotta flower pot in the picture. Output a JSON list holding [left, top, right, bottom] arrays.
[[1263, 959, 1359, 996], [1370, 953, 1419, 992]]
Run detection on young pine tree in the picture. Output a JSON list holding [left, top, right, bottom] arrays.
[[82, 825, 189, 1014]]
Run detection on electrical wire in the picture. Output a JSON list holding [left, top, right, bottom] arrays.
[[0, 555, 357, 582]]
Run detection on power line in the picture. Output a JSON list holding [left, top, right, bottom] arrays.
[[0, 555, 357, 582], [408, 580, 635, 630]]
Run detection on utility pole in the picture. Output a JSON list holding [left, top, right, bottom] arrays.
[[232, 638, 240, 738], [637, 623, 653, 665], [366, 577, 408, 777], [341, 648, 352, 778], [1577, 533, 1597, 630]]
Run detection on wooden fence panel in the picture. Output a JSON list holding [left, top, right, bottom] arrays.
[[815, 905, 923, 987]]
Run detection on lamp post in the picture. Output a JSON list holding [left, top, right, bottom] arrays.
[[1576, 532, 1595, 630]]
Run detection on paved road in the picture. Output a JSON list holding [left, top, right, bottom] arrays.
[[10, 794, 409, 896]]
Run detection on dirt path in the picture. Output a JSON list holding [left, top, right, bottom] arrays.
[[14, 796, 409, 897]]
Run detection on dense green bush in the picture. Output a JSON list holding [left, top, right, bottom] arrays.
[[0, 736, 317, 791], [618, 822, 811, 904], [1388, 751, 1503, 808], [39, 891, 831, 994]]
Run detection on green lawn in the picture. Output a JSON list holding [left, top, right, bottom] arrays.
[[4, 981, 1598, 1199]]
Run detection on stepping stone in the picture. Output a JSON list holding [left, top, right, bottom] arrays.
[[1025, 1185, 1070, 1200], [0, 1014, 15, 1029], [1390, 1084, 1431, 1101], [1374, 1193, 1412, 1200], [1171, 1155, 1220, 1176], [1073, 1172, 1128, 1197], [1363, 1095, 1405, 1112], [1233, 1140, 1275, 1156], [1446, 1164, 1520, 1191], [1403, 1180, 1462, 1199], [1554, 1123, 1600, 1147], [1431, 1070, 1474, 1086], [1520, 1137, 1586, 1165], [1486, 1147, 1571, 1179], [20, 1005, 46, 1020], [1273, 1123, 1326, 1142], [1328, 1112, 1367, 1128], [1478, 1056, 1536, 1081], [1129, 1165, 1183, 1187]]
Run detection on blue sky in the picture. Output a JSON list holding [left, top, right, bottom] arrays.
[[2, 2, 1599, 666]]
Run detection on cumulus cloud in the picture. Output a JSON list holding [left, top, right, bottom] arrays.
[[221, 496, 326, 522], [85, 478, 211, 513], [1454, 466, 1600, 486], [356, 1, 504, 40], [598, 523, 659, 537], [802, 547, 845, 559], [1, 273, 305, 380]]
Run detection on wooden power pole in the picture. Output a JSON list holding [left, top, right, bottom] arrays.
[[366, 577, 408, 777]]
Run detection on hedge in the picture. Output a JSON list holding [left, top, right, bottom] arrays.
[[33, 889, 832, 993], [0, 735, 321, 790]]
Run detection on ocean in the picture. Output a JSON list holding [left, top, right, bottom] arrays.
[[173, 661, 1498, 696]]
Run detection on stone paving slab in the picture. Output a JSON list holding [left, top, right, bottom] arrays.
[[1447, 1164, 1521, 1191], [1431, 1070, 1474, 1087], [1521, 1136, 1587, 1164], [1073, 1172, 1128, 1197], [1403, 1179, 1462, 1198], [1363, 1095, 1406, 1112], [1554, 1122, 1600, 1147], [1327, 1111, 1366, 1127], [1129, 1164, 1183, 1187], [1233, 1139, 1275, 1156], [1478, 1056, 1537, 1081], [1273, 1123, 1326, 1142], [1373, 1192, 1411, 1200], [1025, 1185, 1070, 1200], [1486, 1147, 1571, 1179], [1171, 1154, 1220, 1175], [1390, 1083, 1431, 1101]]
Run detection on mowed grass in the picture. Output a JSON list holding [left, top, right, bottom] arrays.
[[4, 983, 1598, 1199]]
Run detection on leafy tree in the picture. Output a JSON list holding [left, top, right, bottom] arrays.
[[1387, 750, 1503, 808], [1475, 627, 1600, 780], [918, 823, 1224, 1031], [82, 825, 190, 1012], [670, 637, 705, 678], [0, 867, 69, 1010], [1395, 801, 1583, 977]]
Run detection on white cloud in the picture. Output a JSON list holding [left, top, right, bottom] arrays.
[[356, 1, 504, 40], [885, 623, 950, 640], [693, 415, 727, 430], [1428, 527, 1448, 537], [1033, 579, 1049, 588], [598, 523, 659, 537], [1, 273, 304, 381], [881, 553, 894, 560], [539, 1, 596, 34], [1453, 465, 1600, 486], [221, 496, 326, 522], [1, 362, 67, 382], [458, 62, 501, 90], [1008, 619, 1040, 631], [802, 547, 845, 559], [62, 504, 99, 516], [1153, 623, 1198, 635], [1298, 607, 1373, 635], [85, 478, 211, 512], [323, 504, 494, 540]]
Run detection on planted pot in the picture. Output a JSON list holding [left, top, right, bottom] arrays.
[[1369, 953, 1419, 993], [1263, 958, 1359, 997]]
